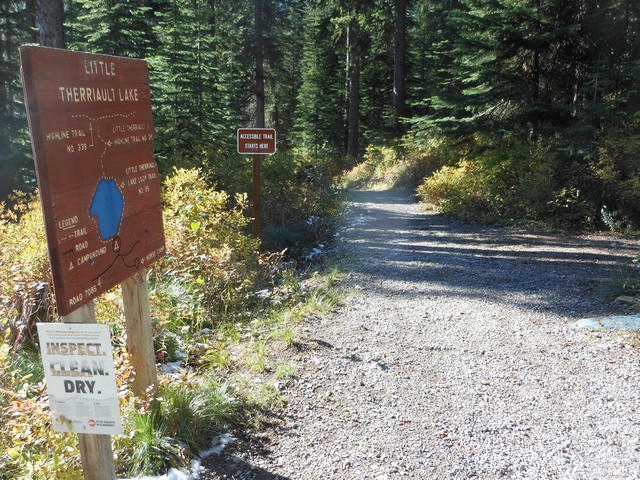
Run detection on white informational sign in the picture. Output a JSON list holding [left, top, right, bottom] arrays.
[[37, 322, 123, 435]]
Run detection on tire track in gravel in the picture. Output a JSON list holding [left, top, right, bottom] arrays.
[[205, 189, 640, 480]]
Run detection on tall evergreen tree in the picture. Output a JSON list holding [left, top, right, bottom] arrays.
[[264, 0, 305, 149], [1, 1, 37, 198], [254, 0, 265, 128], [68, 0, 155, 57], [342, 0, 373, 158], [150, 0, 250, 169], [360, 0, 394, 141], [294, 1, 344, 157], [36, 0, 64, 47], [407, 0, 464, 132], [393, 0, 407, 128]]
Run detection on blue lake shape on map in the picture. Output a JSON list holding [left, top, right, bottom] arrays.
[[90, 178, 124, 240]]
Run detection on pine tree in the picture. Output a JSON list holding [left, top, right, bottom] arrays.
[[360, 0, 394, 141], [294, 1, 345, 157], [68, 0, 156, 57], [407, 0, 465, 134], [393, 0, 407, 129], [0, 0, 37, 198], [150, 0, 250, 169], [264, 0, 306, 149], [37, 0, 64, 47]]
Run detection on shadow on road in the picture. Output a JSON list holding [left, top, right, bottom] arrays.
[[342, 189, 638, 318], [201, 433, 292, 480]]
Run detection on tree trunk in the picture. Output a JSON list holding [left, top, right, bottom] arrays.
[[36, 0, 64, 48], [346, 19, 360, 160], [26, 0, 38, 41], [255, 0, 265, 128], [393, 0, 407, 130]]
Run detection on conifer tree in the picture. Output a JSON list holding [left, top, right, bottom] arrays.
[[393, 0, 407, 128], [151, 0, 249, 168], [68, 0, 155, 57], [360, 0, 394, 140], [264, 0, 305, 148], [0, 0, 37, 198], [295, 1, 344, 157]]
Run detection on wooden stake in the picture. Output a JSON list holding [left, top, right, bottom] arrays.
[[252, 153, 261, 239], [61, 303, 116, 480], [121, 268, 158, 399]]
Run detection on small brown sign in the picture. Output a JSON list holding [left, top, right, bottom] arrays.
[[237, 128, 276, 155], [20, 46, 165, 316]]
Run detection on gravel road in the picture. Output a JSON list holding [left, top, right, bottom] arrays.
[[204, 189, 640, 479]]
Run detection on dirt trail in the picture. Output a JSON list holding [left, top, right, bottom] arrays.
[[205, 189, 640, 479]]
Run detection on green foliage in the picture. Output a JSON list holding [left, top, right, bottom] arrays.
[[0, 1, 35, 199], [592, 127, 640, 228], [294, 2, 345, 156], [343, 137, 473, 192], [0, 192, 53, 348], [0, 180, 346, 477], [603, 255, 640, 300], [148, 1, 248, 166], [160, 167, 259, 323], [343, 144, 404, 190], [118, 412, 187, 476], [68, 0, 156, 58], [417, 134, 554, 223], [261, 151, 343, 254], [413, 129, 640, 230], [114, 374, 238, 476]]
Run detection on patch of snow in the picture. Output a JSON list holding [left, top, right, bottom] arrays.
[[572, 314, 640, 330], [306, 247, 323, 261], [200, 432, 235, 457], [160, 361, 186, 375], [118, 434, 234, 480]]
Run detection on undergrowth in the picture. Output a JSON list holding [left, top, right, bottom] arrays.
[[602, 255, 640, 301], [346, 130, 640, 233], [0, 166, 346, 478]]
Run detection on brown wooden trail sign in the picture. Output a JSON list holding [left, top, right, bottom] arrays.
[[237, 127, 276, 155], [20, 46, 165, 316], [237, 128, 276, 238]]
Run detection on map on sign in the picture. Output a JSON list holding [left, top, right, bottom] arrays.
[[21, 47, 165, 316]]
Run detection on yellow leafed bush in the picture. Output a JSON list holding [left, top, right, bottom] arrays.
[[158, 168, 260, 321], [0, 192, 53, 348]]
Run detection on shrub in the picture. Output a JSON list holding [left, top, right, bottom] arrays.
[[342, 145, 402, 190], [114, 374, 239, 477], [261, 151, 342, 254], [602, 255, 640, 300], [343, 137, 471, 192], [0, 333, 83, 479], [159, 167, 260, 324], [0, 192, 53, 348], [418, 160, 487, 219], [592, 127, 640, 228], [417, 135, 554, 223]]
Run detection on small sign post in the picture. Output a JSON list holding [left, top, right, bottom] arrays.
[[237, 128, 276, 238], [20, 46, 165, 479]]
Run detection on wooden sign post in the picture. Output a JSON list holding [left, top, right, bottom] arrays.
[[61, 303, 116, 480], [21, 46, 166, 478], [237, 128, 276, 238]]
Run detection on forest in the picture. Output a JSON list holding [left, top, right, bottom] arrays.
[[1, 0, 640, 477], [1, 0, 639, 230]]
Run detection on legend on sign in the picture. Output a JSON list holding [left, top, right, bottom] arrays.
[[237, 128, 276, 155]]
